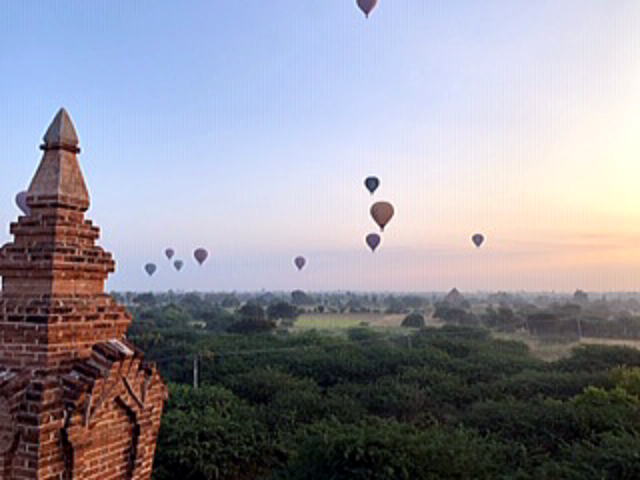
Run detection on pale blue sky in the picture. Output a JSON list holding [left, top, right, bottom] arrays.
[[2, 1, 640, 292]]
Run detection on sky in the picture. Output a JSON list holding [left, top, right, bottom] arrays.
[[1, 0, 640, 292]]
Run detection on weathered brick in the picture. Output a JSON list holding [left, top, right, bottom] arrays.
[[0, 109, 166, 479]]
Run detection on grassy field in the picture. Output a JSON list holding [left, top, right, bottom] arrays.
[[296, 312, 406, 330], [296, 314, 640, 360], [494, 331, 640, 361]]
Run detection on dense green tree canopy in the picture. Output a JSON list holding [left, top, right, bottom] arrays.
[[120, 292, 640, 480]]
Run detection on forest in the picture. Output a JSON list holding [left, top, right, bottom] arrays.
[[121, 290, 640, 480]]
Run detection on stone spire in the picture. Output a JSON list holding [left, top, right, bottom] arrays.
[[0, 108, 110, 296], [41, 108, 80, 153], [28, 108, 89, 212]]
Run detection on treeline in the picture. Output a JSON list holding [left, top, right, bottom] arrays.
[[136, 321, 640, 479], [122, 290, 640, 343], [434, 302, 640, 342], [126, 292, 300, 336], [125, 290, 435, 337], [118, 290, 433, 317]]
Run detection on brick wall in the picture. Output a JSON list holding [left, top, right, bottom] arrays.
[[0, 110, 167, 479]]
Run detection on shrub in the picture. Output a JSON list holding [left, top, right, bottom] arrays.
[[227, 318, 276, 334], [401, 312, 425, 328]]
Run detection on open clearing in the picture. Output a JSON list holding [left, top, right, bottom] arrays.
[[296, 315, 640, 361], [495, 331, 640, 361], [296, 312, 406, 330]]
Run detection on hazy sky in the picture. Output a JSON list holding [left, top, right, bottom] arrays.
[[2, 0, 640, 292]]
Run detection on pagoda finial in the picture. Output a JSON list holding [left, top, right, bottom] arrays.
[[28, 108, 89, 211], [41, 107, 80, 153]]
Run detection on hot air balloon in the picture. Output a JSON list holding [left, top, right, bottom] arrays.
[[15, 191, 30, 216], [174, 260, 184, 271], [144, 263, 157, 276], [165, 248, 175, 260], [472, 234, 485, 248], [366, 233, 381, 252], [194, 248, 208, 265], [294, 256, 306, 271], [370, 201, 394, 231], [357, 0, 378, 18], [364, 176, 380, 195]]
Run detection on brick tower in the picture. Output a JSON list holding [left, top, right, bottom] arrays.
[[0, 109, 167, 479]]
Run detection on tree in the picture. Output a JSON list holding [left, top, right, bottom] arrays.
[[556, 303, 582, 318], [385, 295, 408, 314], [221, 294, 241, 309], [201, 308, 237, 332], [179, 292, 207, 311], [400, 295, 428, 309], [434, 306, 477, 326], [227, 318, 276, 334], [291, 290, 314, 306], [574, 289, 589, 304], [154, 384, 279, 480], [133, 292, 156, 306], [481, 306, 523, 332], [556, 344, 640, 373], [402, 312, 425, 328], [526, 312, 572, 339], [273, 419, 506, 480], [238, 302, 266, 321], [140, 307, 640, 479], [267, 302, 299, 321], [154, 303, 193, 329], [224, 367, 318, 405]]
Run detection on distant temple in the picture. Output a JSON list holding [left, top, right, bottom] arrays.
[[443, 288, 466, 307], [573, 289, 589, 304], [0, 109, 166, 479]]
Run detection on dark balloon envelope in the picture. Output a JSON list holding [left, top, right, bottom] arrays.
[[165, 248, 175, 260], [366, 233, 381, 252], [294, 256, 306, 271], [174, 260, 184, 271], [194, 248, 208, 265], [15, 191, 30, 216], [364, 176, 380, 195], [472, 234, 485, 248], [357, 0, 378, 17], [144, 263, 157, 276], [370, 201, 394, 231]]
